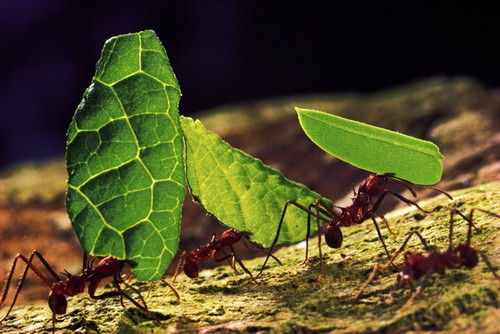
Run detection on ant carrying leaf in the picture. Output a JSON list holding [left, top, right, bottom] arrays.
[[259, 173, 452, 281], [0, 251, 165, 332], [173, 228, 281, 284]]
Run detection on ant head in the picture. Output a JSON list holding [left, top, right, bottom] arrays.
[[220, 229, 241, 247], [48, 291, 68, 315], [94, 257, 125, 277], [324, 224, 343, 248], [456, 244, 479, 269], [183, 259, 199, 278]]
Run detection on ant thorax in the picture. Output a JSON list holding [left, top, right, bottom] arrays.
[[51, 274, 86, 297]]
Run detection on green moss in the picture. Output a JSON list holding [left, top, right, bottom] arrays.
[[2, 183, 498, 333]]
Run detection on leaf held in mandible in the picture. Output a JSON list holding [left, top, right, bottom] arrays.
[[296, 107, 443, 185], [181, 116, 329, 248], [66, 30, 185, 281]]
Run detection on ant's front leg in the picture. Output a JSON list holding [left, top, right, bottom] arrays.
[[88, 276, 155, 323], [228, 245, 259, 284], [1, 251, 62, 324]]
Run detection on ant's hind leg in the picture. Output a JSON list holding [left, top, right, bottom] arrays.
[[478, 251, 500, 281], [354, 262, 391, 300], [398, 276, 428, 313]]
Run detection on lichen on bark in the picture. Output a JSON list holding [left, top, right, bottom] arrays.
[[2, 182, 498, 333]]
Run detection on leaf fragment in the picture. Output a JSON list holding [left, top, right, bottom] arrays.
[[296, 107, 443, 185], [181, 116, 328, 248], [66, 30, 185, 281]]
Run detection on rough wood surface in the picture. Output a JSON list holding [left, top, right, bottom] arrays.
[[1, 183, 498, 333], [0, 77, 499, 333]]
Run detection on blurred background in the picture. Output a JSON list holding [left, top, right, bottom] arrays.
[[1, 1, 499, 168]]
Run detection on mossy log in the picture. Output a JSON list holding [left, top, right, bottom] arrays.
[[1, 77, 499, 333], [1, 182, 498, 333]]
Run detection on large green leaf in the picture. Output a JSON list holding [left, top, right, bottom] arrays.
[[181, 117, 328, 248], [66, 30, 185, 281], [296, 107, 443, 185]]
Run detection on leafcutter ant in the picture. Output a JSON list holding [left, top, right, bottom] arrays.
[[173, 228, 281, 284], [258, 173, 452, 280], [0, 251, 157, 332], [355, 208, 500, 311]]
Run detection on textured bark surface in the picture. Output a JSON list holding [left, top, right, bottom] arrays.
[[1, 183, 499, 333], [0, 77, 499, 332]]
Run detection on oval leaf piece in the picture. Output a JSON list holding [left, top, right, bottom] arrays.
[[296, 107, 443, 185], [181, 116, 329, 248], [66, 30, 185, 281]]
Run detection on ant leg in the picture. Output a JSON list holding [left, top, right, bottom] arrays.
[[446, 208, 461, 251], [394, 229, 431, 259], [354, 262, 390, 300], [355, 229, 429, 300], [314, 201, 324, 282], [367, 192, 405, 240], [315, 198, 338, 220], [300, 203, 316, 265], [369, 215, 392, 262], [387, 174, 453, 200], [240, 238, 282, 266], [398, 275, 429, 313], [1, 251, 61, 323], [257, 200, 319, 278], [114, 276, 149, 311], [229, 245, 259, 284], [478, 251, 500, 281], [463, 208, 499, 245], [445, 207, 496, 250], [88, 276, 153, 321], [159, 279, 181, 300], [378, 214, 397, 235], [377, 189, 433, 214], [304, 199, 336, 267], [229, 255, 238, 273], [172, 253, 186, 284]]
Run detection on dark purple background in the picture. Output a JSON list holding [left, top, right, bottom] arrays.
[[1, 1, 499, 168]]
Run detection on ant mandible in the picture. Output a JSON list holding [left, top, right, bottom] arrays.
[[173, 228, 281, 284], [355, 208, 500, 311], [0, 251, 154, 332], [258, 173, 452, 280]]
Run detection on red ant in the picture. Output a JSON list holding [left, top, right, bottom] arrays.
[[173, 228, 281, 283], [355, 208, 500, 311], [258, 173, 452, 280], [0, 251, 156, 332]]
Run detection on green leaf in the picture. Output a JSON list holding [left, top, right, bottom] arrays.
[[296, 107, 443, 185], [65, 30, 185, 281], [180, 116, 328, 248]]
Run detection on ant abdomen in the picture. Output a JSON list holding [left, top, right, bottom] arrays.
[[325, 224, 343, 249]]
